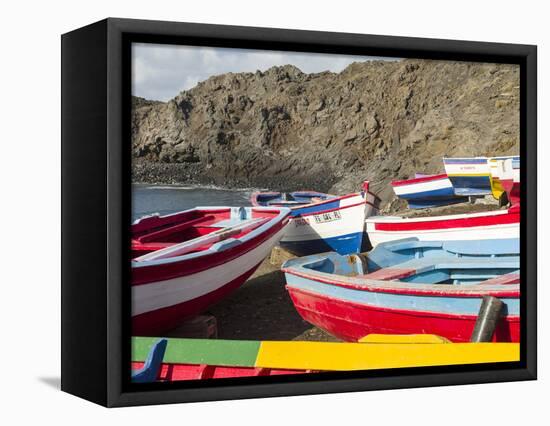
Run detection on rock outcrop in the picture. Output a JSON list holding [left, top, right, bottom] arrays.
[[132, 59, 519, 209]]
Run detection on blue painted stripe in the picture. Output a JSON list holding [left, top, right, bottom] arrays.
[[281, 231, 363, 256], [398, 187, 455, 199], [444, 158, 488, 165], [397, 187, 468, 208], [285, 274, 519, 316], [447, 175, 492, 195], [492, 156, 519, 161], [290, 199, 341, 216]]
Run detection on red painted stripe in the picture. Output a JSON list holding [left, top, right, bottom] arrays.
[[372, 210, 519, 232], [132, 219, 285, 285], [131, 362, 309, 382], [391, 173, 448, 187], [133, 261, 263, 334], [295, 200, 366, 218], [287, 286, 519, 342], [282, 268, 519, 298]]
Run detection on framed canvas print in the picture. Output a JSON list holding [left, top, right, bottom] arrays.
[[61, 18, 537, 407]]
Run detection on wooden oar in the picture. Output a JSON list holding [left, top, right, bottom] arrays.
[[134, 217, 269, 262]]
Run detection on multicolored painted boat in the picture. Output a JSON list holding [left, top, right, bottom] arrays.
[[132, 335, 519, 382], [499, 157, 520, 206], [131, 206, 290, 335], [251, 182, 380, 256], [132, 338, 309, 382], [443, 157, 492, 196], [282, 238, 520, 343], [364, 204, 519, 247], [489, 156, 520, 202], [391, 173, 468, 209]]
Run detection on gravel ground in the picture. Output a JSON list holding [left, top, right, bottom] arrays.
[[206, 255, 341, 342]]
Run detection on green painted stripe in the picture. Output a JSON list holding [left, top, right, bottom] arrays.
[[132, 337, 261, 367]]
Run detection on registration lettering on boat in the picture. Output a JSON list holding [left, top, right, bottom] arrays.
[[313, 210, 342, 224], [293, 217, 310, 227]]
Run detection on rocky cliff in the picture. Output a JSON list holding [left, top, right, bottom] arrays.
[[132, 59, 519, 209]]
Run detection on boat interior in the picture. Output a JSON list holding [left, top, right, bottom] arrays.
[[256, 191, 332, 207], [286, 238, 520, 286], [131, 207, 275, 260]]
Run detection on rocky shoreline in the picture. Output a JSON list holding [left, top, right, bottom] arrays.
[[132, 161, 338, 193], [132, 59, 520, 208]]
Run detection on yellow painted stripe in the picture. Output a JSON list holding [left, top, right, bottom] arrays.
[[490, 178, 505, 200], [256, 341, 519, 371], [358, 334, 450, 344], [447, 173, 491, 177]]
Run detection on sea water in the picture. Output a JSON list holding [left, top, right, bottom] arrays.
[[132, 184, 256, 221]]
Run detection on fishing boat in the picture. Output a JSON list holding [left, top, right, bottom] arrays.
[[489, 156, 520, 202], [443, 157, 492, 196], [364, 204, 519, 247], [499, 157, 520, 205], [391, 173, 468, 209], [251, 182, 381, 256], [131, 206, 290, 335], [132, 334, 519, 382], [282, 238, 520, 343]]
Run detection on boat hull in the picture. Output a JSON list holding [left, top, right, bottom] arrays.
[[131, 361, 307, 381], [133, 262, 262, 335], [283, 239, 520, 343], [286, 286, 519, 343], [500, 157, 520, 205], [443, 157, 492, 196], [489, 156, 520, 202], [365, 208, 519, 247], [132, 336, 519, 381], [280, 191, 379, 256], [391, 174, 468, 209], [132, 208, 289, 335]]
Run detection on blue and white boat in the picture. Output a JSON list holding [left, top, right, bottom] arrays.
[[391, 173, 468, 209], [443, 157, 493, 196], [282, 237, 520, 342], [251, 182, 381, 256]]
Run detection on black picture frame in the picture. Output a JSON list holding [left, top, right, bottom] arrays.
[[61, 17, 537, 407]]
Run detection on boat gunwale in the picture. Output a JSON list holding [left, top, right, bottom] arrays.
[[391, 173, 450, 187], [365, 207, 517, 225], [132, 206, 290, 269], [287, 285, 521, 321], [282, 252, 520, 298]]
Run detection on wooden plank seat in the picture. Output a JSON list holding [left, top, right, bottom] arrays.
[[357, 257, 518, 283]]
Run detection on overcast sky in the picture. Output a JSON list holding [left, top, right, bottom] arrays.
[[132, 43, 400, 101]]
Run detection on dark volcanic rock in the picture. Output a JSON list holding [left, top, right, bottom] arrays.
[[132, 60, 519, 209]]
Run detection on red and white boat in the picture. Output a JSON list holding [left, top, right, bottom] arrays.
[[500, 157, 520, 206], [365, 205, 519, 247], [391, 173, 468, 209], [131, 206, 290, 335]]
